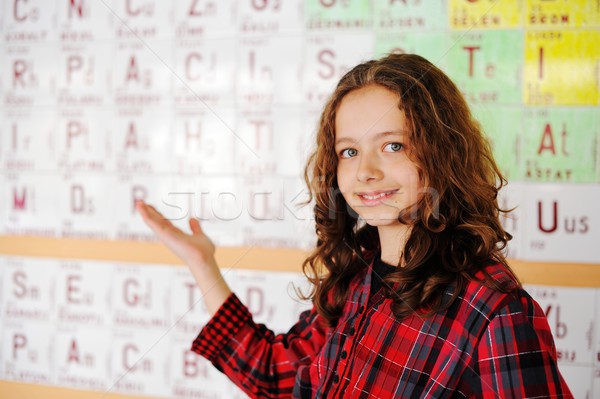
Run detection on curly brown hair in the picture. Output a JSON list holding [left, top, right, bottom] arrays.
[[302, 53, 518, 327]]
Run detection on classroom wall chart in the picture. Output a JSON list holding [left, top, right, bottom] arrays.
[[0, 1, 599, 398]]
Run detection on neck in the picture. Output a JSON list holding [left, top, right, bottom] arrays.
[[377, 224, 411, 266]]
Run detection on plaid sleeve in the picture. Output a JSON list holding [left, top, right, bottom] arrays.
[[466, 291, 573, 398], [191, 293, 252, 362], [191, 293, 327, 398]]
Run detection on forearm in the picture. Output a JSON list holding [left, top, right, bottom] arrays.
[[135, 201, 232, 315], [189, 258, 232, 316]]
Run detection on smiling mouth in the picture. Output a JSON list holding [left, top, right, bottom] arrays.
[[357, 189, 398, 201]]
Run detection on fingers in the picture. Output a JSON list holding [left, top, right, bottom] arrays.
[[145, 203, 165, 220], [189, 218, 203, 235], [136, 201, 156, 223], [136, 201, 180, 235], [136, 201, 163, 222], [134, 199, 147, 215]]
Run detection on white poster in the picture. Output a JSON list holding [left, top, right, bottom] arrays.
[[522, 184, 600, 263]]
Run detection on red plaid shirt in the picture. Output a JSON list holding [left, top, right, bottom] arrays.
[[192, 262, 572, 398]]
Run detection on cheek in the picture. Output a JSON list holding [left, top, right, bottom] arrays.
[[403, 167, 422, 201], [411, 172, 422, 190], [336, 176, 355, 206], [336, 165, 349, 190], [411, 165, 424, 189], [337, 181, 353, 203]]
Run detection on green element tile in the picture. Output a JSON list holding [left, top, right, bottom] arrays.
[[373, 0, 446, 31], [522, 107, 598, 183], [305, 0, 372, 29], [445, 30, 523, 105], [374, 31, 449, 70], [472, 105, 523, 181]]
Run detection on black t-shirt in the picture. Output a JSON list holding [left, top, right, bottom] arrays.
[[370, 256, 398, 296]]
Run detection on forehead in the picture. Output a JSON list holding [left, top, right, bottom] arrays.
[[335, 85, 408, 142]]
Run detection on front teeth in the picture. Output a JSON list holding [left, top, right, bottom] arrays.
[[362, 192, 392, 200]]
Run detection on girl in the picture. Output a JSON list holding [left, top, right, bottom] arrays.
[[137, 54, 572, 398]]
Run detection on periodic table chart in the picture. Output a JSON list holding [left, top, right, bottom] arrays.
[[0, 0, 599, 398], [0, 256, 314, 398], [0, 256, 598, 398]]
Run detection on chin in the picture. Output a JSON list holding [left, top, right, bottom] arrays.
[[359, 215, 402, 227]]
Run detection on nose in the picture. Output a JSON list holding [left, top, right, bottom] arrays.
[[356, 156, 383, 182]]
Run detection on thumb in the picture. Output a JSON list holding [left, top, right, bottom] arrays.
[[189, 217, 203, 235]]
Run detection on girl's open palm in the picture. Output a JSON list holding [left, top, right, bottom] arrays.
[[136, 200, 216, 269]]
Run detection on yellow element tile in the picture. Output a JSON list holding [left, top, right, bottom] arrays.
[[525, 0, 600, 28], [449, 0, 523, 29], [524, 30, 600, 105]]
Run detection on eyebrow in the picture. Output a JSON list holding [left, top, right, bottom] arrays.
[[334, 130, 406, 146]]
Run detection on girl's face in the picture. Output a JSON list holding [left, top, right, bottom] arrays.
[[334, 85, 422, 227]]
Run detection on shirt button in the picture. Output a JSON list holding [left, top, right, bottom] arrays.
[[358, 305, 365, 313], [333, 374, 340, 384], [349, 327, 356, 336], [341, 350, 347, 359]]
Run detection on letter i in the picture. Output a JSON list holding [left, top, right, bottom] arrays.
[[538, 47, 544, 79]]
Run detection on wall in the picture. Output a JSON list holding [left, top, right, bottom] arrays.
[[1, 0, 599, 398]]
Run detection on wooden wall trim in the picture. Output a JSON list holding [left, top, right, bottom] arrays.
[[0, 381, 153, 399], [0, 235, 598, 287]]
